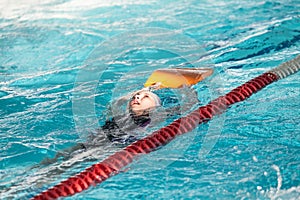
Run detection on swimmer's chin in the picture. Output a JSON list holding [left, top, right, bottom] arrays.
[[130, 108, 146, 116], [129, 107, 155, 116]]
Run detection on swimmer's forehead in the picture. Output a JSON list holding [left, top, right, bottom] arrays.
[[133, 90, 151, 95], [131, 90, 157, 100], [128, 89, 161, 107]]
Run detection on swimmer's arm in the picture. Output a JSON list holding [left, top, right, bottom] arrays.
[[39, 143, 86, 166]]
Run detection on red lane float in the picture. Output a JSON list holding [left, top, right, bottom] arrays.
[[32, 55, 300, 200]]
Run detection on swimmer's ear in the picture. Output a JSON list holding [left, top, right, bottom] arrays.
[[144, 68, 213, 89]]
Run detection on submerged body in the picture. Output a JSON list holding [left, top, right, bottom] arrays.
[[40, 89, 162, 165]]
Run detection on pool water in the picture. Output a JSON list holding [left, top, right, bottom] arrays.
[[0, 0, 299, 199]]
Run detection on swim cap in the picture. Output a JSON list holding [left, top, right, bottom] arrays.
[[148, 91, 161, 106]]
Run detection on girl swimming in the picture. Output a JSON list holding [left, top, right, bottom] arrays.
[[39, 87, 163, 165], [27, 68, 211, 191]]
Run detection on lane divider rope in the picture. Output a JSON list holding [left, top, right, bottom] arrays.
[[32, 55, 300, 200]]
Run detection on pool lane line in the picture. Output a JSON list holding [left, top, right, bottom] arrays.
[[32, 55, 300, 200]]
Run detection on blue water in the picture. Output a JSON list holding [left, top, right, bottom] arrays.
[[1, 0, 299, 199]]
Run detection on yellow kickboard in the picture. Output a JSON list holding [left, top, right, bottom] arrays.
[[144, 68, 213, 89]]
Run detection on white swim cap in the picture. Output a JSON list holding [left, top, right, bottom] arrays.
[[148, 91, 161, 106]]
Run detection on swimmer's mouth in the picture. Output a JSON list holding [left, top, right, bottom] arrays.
[[131, 100, 140, 105]]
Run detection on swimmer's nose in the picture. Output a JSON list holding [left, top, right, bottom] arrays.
[[131, 94, 141, 104]]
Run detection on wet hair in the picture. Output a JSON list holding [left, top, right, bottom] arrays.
[[100, 111, 151, 145]]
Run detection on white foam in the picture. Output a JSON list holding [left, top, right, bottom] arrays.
[[265, 165, 300, 200]]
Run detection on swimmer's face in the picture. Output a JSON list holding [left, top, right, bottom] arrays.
[[129, 91, 157, 116]]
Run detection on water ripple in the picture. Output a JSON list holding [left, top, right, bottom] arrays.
[[0, 0, 299, 199]]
